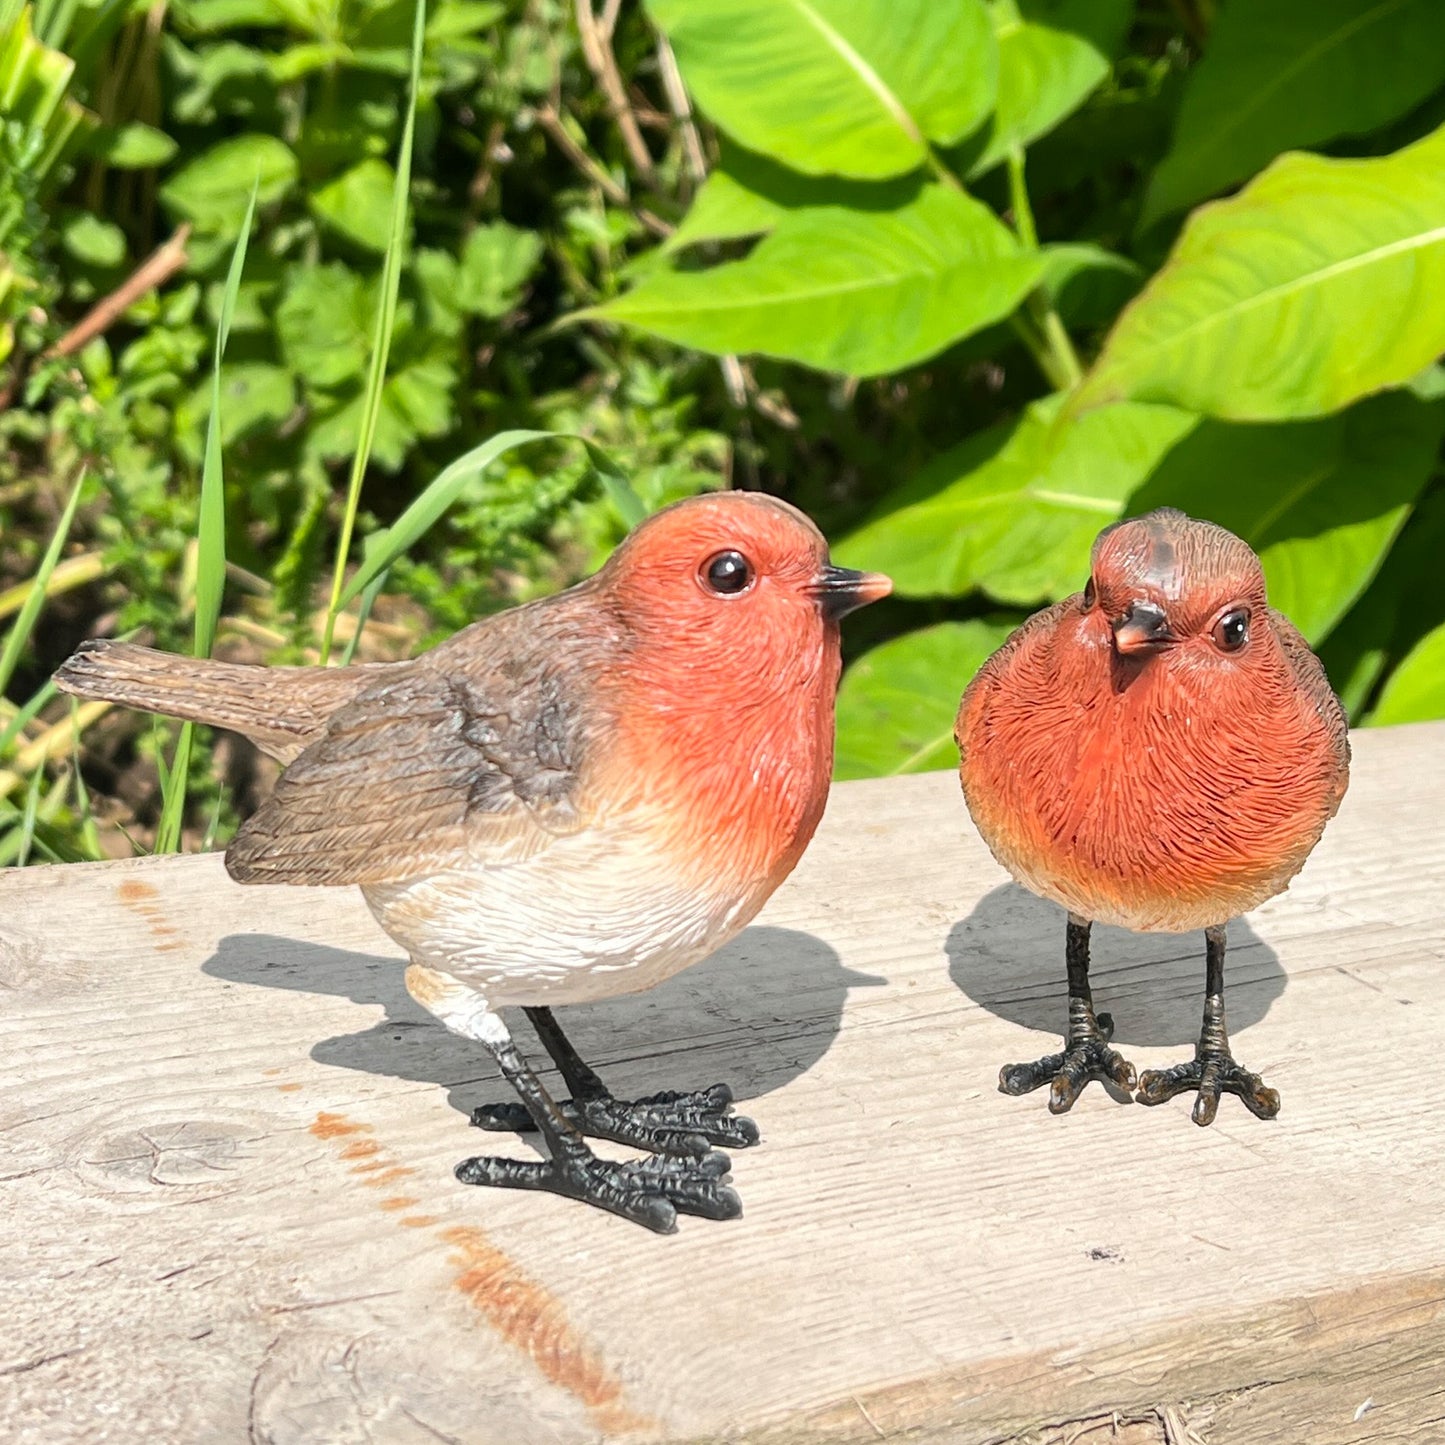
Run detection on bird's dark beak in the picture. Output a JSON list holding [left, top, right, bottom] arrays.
[[810, 565, 892, 620], [1111, 599, 1175, 655]]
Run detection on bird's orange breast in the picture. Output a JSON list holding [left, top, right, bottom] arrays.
[[598, 625, 842, 904], [957, 605, 1346, 932]]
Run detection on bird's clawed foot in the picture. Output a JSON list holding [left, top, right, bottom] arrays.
[[999, 1007, 1137, 1114], [456, 1143, 740, 1233], [1137, 1051, 1280, 1127], [471, 1082, 760, 1157]]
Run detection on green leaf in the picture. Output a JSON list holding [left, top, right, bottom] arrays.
[[1317, 486, 1445, 718], [161, 134, 298, 232], [835, 394, 1194, 603], [91, 120, 178, 169], [657, 144, 919, 260], [1369, 621, 1445, 726], [61, 212, 126, 268], [275, 261, 371, 387], [336, 431, 641, 606], [646, 0, 997, 178], [320, 0, 425, 662], [590, 182, 1044, 376], [967, 0, 1131, 178], [212, 362, 296, 444], [835, 620, 1015, 779], [1073, 122, 1445, 421], [1129, 392, 1445, 644], [455, 220, 543, 317], [426, 0, 503, 40], [311, 157, 398, 253], [178, 0, 291, 32], [1040, 241, 1141, 328], [0, 467, 87, 698], [1143, 0, 1445, 229]]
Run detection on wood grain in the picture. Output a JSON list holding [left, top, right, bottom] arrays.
[[3, 723, 1444, 1443]]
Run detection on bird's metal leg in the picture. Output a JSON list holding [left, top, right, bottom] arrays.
[[454, 1018, 742, 1232], [471, 1006, 760, 1156], [1136, 924, 1280, 1126], [998, 915, 1137, 1113]]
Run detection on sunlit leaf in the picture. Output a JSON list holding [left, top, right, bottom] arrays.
[[647, 0, 997, 178], [1142, 0, 1445, 228], [1073, 122, 1445, 420], [835, 394, 1194, 602], [835, 620, 1015, 779], [591, 182, 1044, 376], [1369, 621, 1445, 726], [1129, 392, 1445, 643]]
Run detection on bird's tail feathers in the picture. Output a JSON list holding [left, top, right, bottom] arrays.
[[54, 640, 392, 762]]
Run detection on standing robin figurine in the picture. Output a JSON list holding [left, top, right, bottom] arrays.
[[955, 508, 1349, 1125], [56, 492, 890, 1229]]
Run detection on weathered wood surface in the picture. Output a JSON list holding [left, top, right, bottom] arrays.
[[3, 723, 1445, 1445]]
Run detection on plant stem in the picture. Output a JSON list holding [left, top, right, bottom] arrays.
[[1006, 146, 1083, 390]]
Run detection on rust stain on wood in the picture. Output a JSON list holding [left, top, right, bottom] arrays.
[[442, 1224, 654, 1436], [310, 1112, 370, 1140], [305, 1110, 650, 1435], [116, 878, 184, 953], [276, 1082, 302, 1092]]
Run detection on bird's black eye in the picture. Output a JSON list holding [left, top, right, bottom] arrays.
[[1082, 577, 1097, 610], [1212, 607, 1250, 652], [700, 549, 754, 596]]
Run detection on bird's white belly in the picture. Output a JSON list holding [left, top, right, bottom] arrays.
[[361, 824, 764, 1008]]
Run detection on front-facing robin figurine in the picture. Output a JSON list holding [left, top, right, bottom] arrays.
[[955, 507, 1350, 1125]]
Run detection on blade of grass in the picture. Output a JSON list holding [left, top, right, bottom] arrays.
[[339, 568, 389, 666], [320, 0, 426, 665], [154, 180, 257, 854], [14, 760, 43, 866], [0, 463, 87, 697], [337, 431, 642, 610], [69, 698, 102, 860], [0, 676, 56, 757]]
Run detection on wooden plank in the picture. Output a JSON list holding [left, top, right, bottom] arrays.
[[3, 722, 1445, 1444]]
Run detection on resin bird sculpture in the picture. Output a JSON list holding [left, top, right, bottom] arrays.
[[56, 492, 890, 1230], [955, 508, 1349, 1125]]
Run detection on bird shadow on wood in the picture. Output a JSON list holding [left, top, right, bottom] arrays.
[[203, 927, 882, 1119], [946, 883, 1287, 1048]]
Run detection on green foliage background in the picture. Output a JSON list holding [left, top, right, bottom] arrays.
[[3, 0, 1445, 862]]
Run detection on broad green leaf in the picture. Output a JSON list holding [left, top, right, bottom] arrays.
[[1142, 0, 1445, 229], [590, 183, 1044, 377], [161, 134, 297, 231], [647, 0, 997, 179], [1073, 123, 1445, 421], [1369, 622, 1445, 726], [835, 620, 1015, 779], [835, 394, 1194, 603], [311, 158, 398, 252], [658, 144, 918, 257], [1040, 241, 1141, 327], [1318, 487, 1445, 718], [968, 0, 1131, 178], [1130, 393, 1445, 643], [91, 120, 177, 169], [455, 221, 543, 317]]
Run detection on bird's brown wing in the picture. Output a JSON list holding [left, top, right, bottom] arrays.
[[225, 638, 599, 887], [1270, 608, 1351, 799]]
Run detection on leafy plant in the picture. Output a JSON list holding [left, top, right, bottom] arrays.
[[583, 0, 1445, 767], [6, 0, 1445, 866]]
